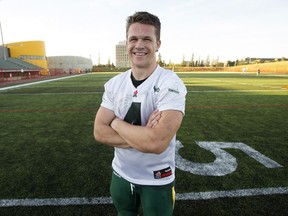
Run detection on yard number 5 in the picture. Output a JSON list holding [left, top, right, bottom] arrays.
[[175, 141, 283, 176]]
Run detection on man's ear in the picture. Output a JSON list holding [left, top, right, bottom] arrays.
[[156, 40, 161, 52]]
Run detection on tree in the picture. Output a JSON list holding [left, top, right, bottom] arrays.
[[235, 59, 239, 66], [215, 56, 219, 67], [157, 52, 164, 66], [189, 53, 194, 67], [205, 55, 210, 67], [107, 57, 111, 67], [181, 55, 186, 67], [198, 56, 201, 66]]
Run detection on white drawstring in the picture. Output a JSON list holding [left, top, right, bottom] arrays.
[[130, 183, 135, 195]]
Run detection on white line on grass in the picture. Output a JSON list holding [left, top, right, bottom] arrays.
[[2, 89, 286, 96], [187, 89, 287, 93], [0, 74, 87, 92], [1, 92, 104, 95], [202, 77, 284, 90], [177, 187, 288, 200], [1, 187, 287, 207]]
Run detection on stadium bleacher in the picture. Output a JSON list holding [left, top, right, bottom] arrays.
[[0, 57, 43, 71]]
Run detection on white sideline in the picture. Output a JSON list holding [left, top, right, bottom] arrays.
[[0, 74, 87, 91], [1, 187, 287, 207]]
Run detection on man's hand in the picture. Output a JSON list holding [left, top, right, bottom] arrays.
[[94, 107, 130, 148], [146, 109, 162, 128], [111, 109, 162, 129]]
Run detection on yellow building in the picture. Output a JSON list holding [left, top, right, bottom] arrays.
[[6, 41, 48, 75]]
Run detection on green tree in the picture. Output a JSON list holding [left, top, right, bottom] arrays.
[[157, 52, 164, 66], [205, 55, 210, 67], [189, 53, 194, 67], [181, 55, 186, 67], [107, 57, 111, 67]]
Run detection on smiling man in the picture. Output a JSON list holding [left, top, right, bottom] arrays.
[[94, 11, 187, 216]]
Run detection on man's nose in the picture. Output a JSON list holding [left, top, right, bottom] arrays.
[[135, 39, 145, 49]]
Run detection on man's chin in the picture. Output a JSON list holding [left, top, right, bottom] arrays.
[[131, 60, 148, 69], [131, 64, 147, 69]]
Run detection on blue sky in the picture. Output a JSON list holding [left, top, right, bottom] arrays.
[[1, 0, 287, 64]]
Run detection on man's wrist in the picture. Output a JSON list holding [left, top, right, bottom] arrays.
[[111, 117, 120, 130]]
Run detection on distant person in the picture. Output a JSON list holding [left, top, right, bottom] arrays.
[[242, 67, 247, 76], [94, 11, 187, 215], [242, 67, 245, 76], [257, 68, 260, 76]]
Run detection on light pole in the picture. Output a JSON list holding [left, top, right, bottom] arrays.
[[0, 21, 6, 60]]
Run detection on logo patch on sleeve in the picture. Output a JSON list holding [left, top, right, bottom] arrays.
[[153, 166, 172, 179], [168, 83, 180, 94]]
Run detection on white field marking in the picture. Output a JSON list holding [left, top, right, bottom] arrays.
[[0, 92, 104, 95], [186, 89, 287, 93], [175, 141, 283, 176], [177, 72, 288, 78], [201, 77, 284, 90], [1, 187, 288, 207], [0, 74, 87, 92], [177, 187, 288, 200], [3, 89, 286, 96], [1, 73, 286, 94]]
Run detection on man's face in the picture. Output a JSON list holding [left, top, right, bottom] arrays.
[[126, 23, 161, 70]]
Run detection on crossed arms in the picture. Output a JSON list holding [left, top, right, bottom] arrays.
[[93, 106, 183, 154]]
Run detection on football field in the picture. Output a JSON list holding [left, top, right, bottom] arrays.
[[0, 72, 287, 215]]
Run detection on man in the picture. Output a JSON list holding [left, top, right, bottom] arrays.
[[94, 11, 187, 216]]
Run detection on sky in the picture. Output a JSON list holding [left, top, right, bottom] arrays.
[[1, 0, 287, 65]]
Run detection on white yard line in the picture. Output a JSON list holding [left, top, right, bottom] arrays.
[[178, 186, 288, 200], [0, 187, 287, 207], [186, 89, 287, 93], [2, 89, 286, 96], [202, 78, 284, 90]]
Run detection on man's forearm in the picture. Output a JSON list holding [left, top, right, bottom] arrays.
[[94, 123, 130, 148], [111, 118, 165, 154], [111, 110, 182, 154]]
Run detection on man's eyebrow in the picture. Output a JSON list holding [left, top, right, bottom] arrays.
[[128, 36, 137, 40], [143, 36, 153, 40], [128, 35, 153, 39]]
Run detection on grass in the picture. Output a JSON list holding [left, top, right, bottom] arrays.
[[0, 72, 287, 215]]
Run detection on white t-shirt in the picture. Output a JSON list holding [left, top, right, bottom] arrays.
[[101, 65, 187, 185]]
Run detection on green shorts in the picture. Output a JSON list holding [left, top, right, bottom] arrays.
[[110, 171, 175, 216]]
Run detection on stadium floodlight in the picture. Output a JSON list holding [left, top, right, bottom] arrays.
[[0, 21, 6, 60]]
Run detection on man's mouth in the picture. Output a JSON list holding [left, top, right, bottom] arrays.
[[133, 52, 147, 56]]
